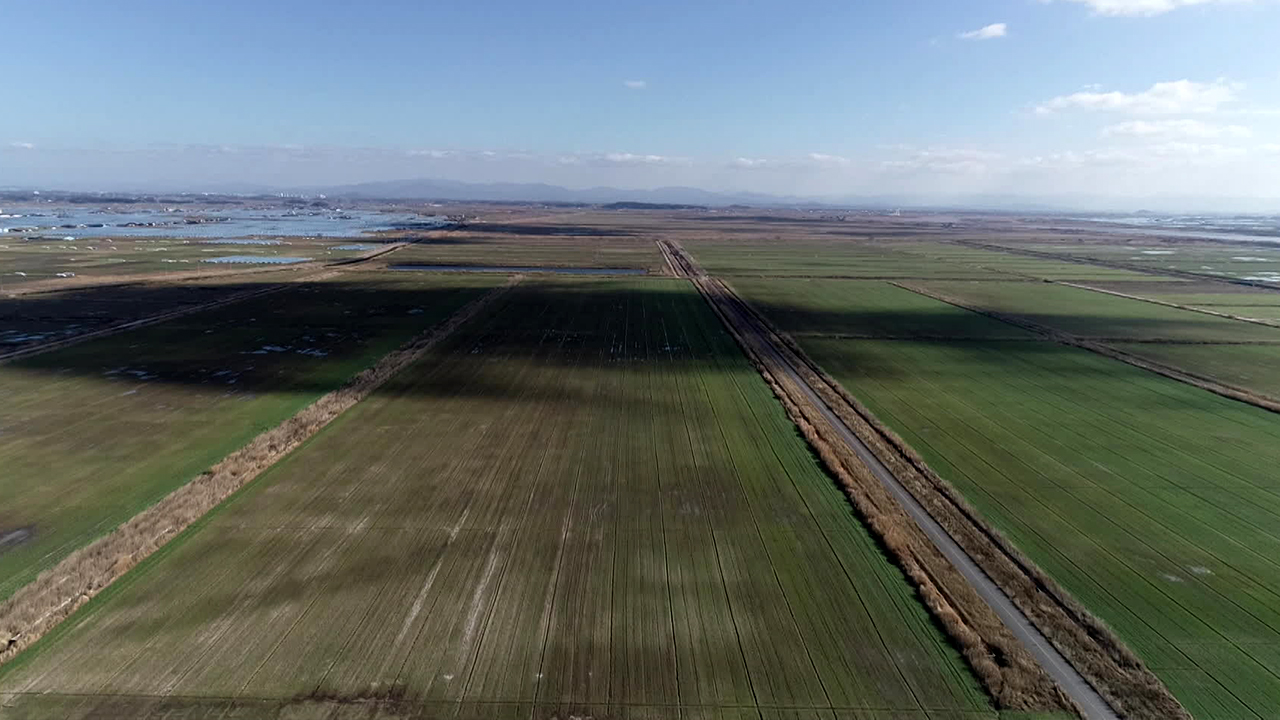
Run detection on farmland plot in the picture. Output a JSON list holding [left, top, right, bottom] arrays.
[[0, 279, 997, 719], [912, 280, 1280, 342], [680, 240, 1005, 279], [388, 225, 664, 272], [0, 273, 498, 602], [732, 277, 1280, 719]]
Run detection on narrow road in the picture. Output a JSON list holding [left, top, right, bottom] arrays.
[[713, 286, 1119, 720]]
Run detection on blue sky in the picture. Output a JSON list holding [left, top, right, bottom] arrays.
[[4, 0, 1280, 205]]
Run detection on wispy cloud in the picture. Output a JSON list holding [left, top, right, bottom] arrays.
[[733, 157, 769, 168], [623, 80, 647, 90], [807, 152, 851, 165], [406, 149, 456, 159], [958, 23, 1008, 40], [599, 152, 687, 165], [882, 148, 1004, 174], [1102, 119, 1252, 140], [1044, 0, 1254, 17], [1035, 79, 1241, 115], [9, 141, 35, 150]]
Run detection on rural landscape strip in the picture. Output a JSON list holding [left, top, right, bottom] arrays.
[[1057, 280, 1280, 330], [0, 238, 422, 361], [663, 240, 1190, 719], [895, 280, 1280, 414], [660, 241, 1072, 712], [0, 276, 520, 666], [952, 239, 1280, 292]]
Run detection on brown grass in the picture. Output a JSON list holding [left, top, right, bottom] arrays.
[[0, 277, 519, 665]]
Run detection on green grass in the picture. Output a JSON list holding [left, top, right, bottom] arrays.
[[0, 273, 498, 602], [1110, 342, 1280, 399], [1017, 242, 1280, 284], [917, 279, 1280, 342], [726, 278, 1033, 338], [390, 233, 664, 271], [681, 240, 1008, 279], [895, 244, 1183, 283], [731, 277, 1280, 720], [0, 278, 993, 718]]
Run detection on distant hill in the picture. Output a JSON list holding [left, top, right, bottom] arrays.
[[310, 178, 800, 207], [601, 201, 708, 210]]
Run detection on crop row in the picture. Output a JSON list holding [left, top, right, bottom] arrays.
[[0, 278, 993, 718]]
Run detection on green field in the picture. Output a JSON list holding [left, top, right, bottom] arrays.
[[894, 244, 1186, 283], [727, 278, 1033, 338], [731, 278, 1280, 719], [0, 279, 998, 719], [681, 240, 1008, 279], [1109, 342, 1280, 400], [0, 273, 498, 602], [914, 279, 1280, 342], [1009, 242, 1280, 284], [388, 225, 664, 271]]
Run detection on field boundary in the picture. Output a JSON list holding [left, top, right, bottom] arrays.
[[894, 281, 1280, 415], [0, 276, 520, 667]]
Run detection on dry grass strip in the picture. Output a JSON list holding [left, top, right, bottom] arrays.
[[719, 277, 1190, 720], [896, 281, 1280, 415], [0, 276, 519, 665], [691, 274, 1076, 715]]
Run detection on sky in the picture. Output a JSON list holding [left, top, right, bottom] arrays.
[[3, 0, 1280, 208]]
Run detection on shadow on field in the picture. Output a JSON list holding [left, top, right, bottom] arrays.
[[462, 223, 638, 237], [0, 275, 1218, 402]]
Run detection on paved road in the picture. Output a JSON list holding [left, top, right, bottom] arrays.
[[720, 291, 1119, 720]]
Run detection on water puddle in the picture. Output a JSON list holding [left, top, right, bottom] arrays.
[[0, 527, 34, 556], [388, 264, 647, 275]]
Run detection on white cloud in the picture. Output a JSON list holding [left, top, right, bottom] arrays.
[[9, 142, 35, 149], [882, 148, 1004, 174], [958, 23, 1008, 40], [602, 152, 678, 165], [1102, 119, 1253, 140], [406, 149, 455, 158], [733, 157, 769, 168], [1035, 79, 1241, 115], [807, 152, 851, 165], [1046, 0, 1254, 17], [623, 80, 647, 90]]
